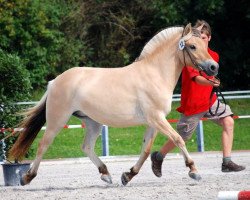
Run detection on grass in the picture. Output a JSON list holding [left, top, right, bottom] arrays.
[[27, 98, 250, 160]]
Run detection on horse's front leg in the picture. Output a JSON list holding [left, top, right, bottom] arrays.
[[82, 118, 112, 184], [121, 127, 157, 185], [151, 113, 201, 181]]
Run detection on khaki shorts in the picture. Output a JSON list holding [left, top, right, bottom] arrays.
[[177, 100, 233, 141]]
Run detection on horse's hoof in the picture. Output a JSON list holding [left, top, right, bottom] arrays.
[[20, 171, 36, 186], [20, 176, 26, 186], [121, 172, 130, 186], [20, 174, 29, 186], [101, 174, 112, 184], [188, 171, 202, 181]]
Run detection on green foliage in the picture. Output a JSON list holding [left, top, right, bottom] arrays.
[[0, 49, 33, 160], [60, 0, 249, 91], [75, 0, 225, 67], [0, 0, 86, 88], [0, 0, 249, 90], [61, 0, 151, 67]]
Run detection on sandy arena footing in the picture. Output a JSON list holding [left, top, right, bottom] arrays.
[[0, 151, 249, 200]]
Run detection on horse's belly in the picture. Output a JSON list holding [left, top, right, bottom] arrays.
[[89, 111, 145, 127], [78, 102, 146, 127], [101, 115, 145, 127]]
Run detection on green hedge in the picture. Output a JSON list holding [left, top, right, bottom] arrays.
[[0, 49, 32, 160]]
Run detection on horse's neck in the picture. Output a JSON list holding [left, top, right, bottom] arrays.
[[144, 36, 183, 93]]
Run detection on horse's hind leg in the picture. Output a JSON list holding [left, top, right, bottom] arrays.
[[121, 127, 157, 185], [82, 117, 112, 184], [21, 122, 67, 185], [22, 103, 72, 185]]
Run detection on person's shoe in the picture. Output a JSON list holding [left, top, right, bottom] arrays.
[[221, 161, 246, 172], [151, 151, 163, 177]]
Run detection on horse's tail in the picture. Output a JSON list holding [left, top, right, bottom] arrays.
[[9, 91, 48, 161]]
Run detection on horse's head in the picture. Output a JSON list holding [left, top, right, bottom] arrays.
[[178, 23, 219, 76]]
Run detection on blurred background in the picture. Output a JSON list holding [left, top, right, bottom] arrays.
[[0, 0, 249, 93]]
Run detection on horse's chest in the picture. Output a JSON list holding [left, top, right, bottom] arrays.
[[142, 93, 172, 113]]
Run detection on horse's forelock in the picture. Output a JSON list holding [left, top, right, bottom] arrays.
[[192, 28, 201, 38]]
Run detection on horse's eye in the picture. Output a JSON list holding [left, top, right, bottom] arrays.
[[189, 45, 196, 50]]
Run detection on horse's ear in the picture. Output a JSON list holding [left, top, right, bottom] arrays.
[[183, 23, 192, 35], [182, 23, 193, 41], [196, 23, 204, 32]]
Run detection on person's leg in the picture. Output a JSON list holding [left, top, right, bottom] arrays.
[[207, 101, 245, 172], [151, 113, 203, 177], [160, 139, 176, 155], [151, 140, 176, 177], [220, 116, 234, 158], [219, 116, 245, 172]]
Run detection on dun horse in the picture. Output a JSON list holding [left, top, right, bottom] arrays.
[[9, 23, 218, 186]]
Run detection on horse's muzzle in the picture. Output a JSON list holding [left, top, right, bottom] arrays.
[[199, 60, 219, 76]]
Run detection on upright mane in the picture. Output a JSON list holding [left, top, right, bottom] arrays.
[[137, 26, 183, 61]]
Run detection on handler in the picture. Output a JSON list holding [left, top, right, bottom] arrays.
[[151, 20, 245, 177]]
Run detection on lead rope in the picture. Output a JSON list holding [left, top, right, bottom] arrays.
[[209, 84, 227, 117], [199, 71, 227, 116]]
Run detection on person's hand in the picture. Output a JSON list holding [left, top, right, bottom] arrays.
[[209, 77, 220, 87], [194, 75, 221, 87]]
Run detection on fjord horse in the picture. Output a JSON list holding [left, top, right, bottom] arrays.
[[9, 23, 219, 185]]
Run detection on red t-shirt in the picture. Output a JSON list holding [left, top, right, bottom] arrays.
[[176, 48, 219, 116]]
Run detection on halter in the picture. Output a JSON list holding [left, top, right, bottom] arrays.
[[179, 28, 227, 117]]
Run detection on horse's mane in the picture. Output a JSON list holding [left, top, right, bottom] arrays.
[[137, 26, 183, 61]]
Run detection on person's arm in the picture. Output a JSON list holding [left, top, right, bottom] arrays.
[[194, 75, 220, 87]]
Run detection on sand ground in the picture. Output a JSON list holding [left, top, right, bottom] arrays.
[[0, 151, 249, 200]]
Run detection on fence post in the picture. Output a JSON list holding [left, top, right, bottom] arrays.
[[196, 120, 204, 152], [101, 125, 109, 156]]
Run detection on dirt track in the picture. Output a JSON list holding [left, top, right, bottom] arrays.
[[0, 151, 249, 200]]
